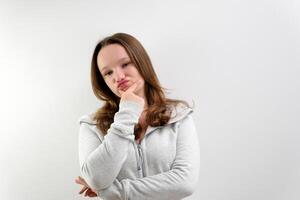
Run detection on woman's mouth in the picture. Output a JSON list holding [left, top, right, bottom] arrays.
[[118, 81, 129, 90]]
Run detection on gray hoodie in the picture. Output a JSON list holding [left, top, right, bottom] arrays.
[[78, 100, 200, 200]]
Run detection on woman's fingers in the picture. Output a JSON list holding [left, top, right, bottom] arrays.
[[75, 177, 91, 195], [75, 176, 98, 197], [75, 178, 83, 185], [84, 188, 91, 196], [79, 185, 88, 194], [75, 176, 89, 187], [85, 188, 98, 197], [119, 80, 140, 95], [119, 83, 135, 95], [78, 176, 86, 184], [126, 81, 138, 93]]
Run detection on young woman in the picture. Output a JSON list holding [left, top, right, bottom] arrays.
[[75, 33, 200, 199]]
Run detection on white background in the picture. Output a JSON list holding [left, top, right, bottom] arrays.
[[0, 0, 299, 200]]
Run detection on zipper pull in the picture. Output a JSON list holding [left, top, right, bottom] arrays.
[[137, 144, 143, 171]]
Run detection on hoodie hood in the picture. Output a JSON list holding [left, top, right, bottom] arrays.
[[167, 102, 194, 124]]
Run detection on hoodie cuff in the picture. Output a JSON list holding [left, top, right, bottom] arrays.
[[119, 100, 144, 116], [110, 101, 144, 137]]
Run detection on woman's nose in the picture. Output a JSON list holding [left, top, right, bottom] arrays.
[[114, 67, 125, 82]]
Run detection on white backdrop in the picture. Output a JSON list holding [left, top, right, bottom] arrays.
[[0, 0, 299, 200]]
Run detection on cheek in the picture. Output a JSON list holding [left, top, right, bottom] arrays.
[[105, 80, 121, 96], [104, 80, 114, 90]]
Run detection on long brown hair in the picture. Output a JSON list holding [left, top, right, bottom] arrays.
[[91, 32, 192, 140]]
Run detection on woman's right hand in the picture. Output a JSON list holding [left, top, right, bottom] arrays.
[[75, 176, 98, 197], [119, 80, 145, 108]]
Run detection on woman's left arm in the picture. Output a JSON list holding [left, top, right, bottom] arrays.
[[97, 115, 200, 200]]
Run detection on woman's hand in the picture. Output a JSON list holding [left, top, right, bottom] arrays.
[[119, 79, 145, 108], [75, 176, 98, 197]]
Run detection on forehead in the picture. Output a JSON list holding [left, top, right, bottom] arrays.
[[97, 44, 129, 70]]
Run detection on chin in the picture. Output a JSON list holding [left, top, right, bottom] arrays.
[[116, 88, 124, 97]]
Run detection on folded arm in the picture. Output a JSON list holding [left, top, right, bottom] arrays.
[[78, 101, 143, 191]]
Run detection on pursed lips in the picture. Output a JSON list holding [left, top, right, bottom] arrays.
[[117, 80, 129, 89]]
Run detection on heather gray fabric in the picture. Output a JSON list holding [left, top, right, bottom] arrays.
[[78, 100, 200, 200]]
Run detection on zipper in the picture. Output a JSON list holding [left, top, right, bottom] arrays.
[[136, 143, 145, 177], [135, 127, 160, 178]]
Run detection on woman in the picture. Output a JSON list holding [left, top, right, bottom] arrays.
[[75, 32, 200, 199]]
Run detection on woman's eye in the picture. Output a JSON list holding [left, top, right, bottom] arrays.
[[104, 62, 130, 76], [105, 71, 112, 76], [122, 62, 130, 68]]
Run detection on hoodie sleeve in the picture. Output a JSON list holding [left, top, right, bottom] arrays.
[[97, 114, 200, 200], [78, 101, 143, 191]]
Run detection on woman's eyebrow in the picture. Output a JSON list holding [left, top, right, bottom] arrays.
[[101, 57, 130, 72]]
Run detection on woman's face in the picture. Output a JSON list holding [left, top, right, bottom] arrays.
[[97, 43, 145, 98]]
